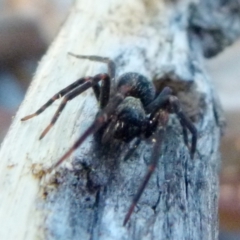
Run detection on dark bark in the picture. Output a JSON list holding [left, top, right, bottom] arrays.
[[190, 0, 240, 57]]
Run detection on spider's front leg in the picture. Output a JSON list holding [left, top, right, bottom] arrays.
[[123, 111, 168, 226], [21, 74, 111, 139], [68, 53, 116, 108], [68, 53, 115, 81], [21, 77, 90, 121], [145, 87, 197, 159], [168, 96, 197, 159]]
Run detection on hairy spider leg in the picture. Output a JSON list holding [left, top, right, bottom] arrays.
[[99, 73, 110, 109], [145, 87, 197, 159], [123, 111, 168, 226], [39, 74, 110, 140], [144, 86, 173, 138], [68, 52, 116, 82], [169, 96, 197, 159], [21, 51, 115, 121], [145, 86, 173, 114], [21, 77, 89, 121], [68, 52, 116, 107], [48, 94, 125, 172]]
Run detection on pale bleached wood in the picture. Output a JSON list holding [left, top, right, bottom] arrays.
[[0, 0, 229, 239]]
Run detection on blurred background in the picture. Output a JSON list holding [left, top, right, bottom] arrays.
[[0, 1, 239, 239]]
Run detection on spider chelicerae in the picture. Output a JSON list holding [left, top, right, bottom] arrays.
[[21, 53, 197, 225]]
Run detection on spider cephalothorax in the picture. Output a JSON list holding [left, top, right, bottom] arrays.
[[21, 53, 197, 225]]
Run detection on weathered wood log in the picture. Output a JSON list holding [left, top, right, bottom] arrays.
[[1, 0, 239, 239]]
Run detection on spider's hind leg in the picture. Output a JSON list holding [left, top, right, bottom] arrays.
[[69, 53, 115, 108], [68, 53, 116, 80], [123, 112, 168, 226], [39, 74, 110, 139]]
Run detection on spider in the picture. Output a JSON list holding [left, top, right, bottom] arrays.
[[21, 52, 197, 226]]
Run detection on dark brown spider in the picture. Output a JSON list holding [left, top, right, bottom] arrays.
[[21, 53, 197, 226]]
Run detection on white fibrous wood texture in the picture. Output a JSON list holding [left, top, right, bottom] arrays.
[[0, 0, 229, 239]]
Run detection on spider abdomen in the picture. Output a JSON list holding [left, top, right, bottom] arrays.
[[117, 72, 155, 106]]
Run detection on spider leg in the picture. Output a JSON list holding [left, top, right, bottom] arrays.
[[123, 112, 168, 226], [145, 86, 173, 114], [144, 87, 172, 139], [69, 53, 115, 107], [145, 87, 197, 158], [21, 77, 90, 121], [169, 96, 197, 159], [39, 74, 110, 140], [48, 93, 124, 172], [182, 126, 189, 147], [68, 52, 115, 81]]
